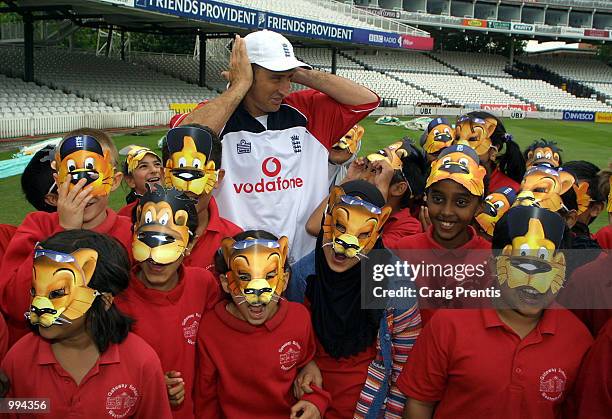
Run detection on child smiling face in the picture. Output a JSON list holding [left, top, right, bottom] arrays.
[[427, 179, 482, 249]]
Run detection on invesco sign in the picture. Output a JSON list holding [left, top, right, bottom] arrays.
[[562, 111, 595, 122]]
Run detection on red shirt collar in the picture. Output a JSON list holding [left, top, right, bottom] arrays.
[[38, 336, 120, 366], [205, 197, 223, 233], [213, 299, 289, 334], [424, 225, 483, 251], [481, 308, 558, 336], [129, 265, 186, 305]]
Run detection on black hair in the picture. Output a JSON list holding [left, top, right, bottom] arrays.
[[134, 185, 199, 239], [523, 139, 563, 166], [467, 111, 525, 183], [392, 137, 428, 209], [563, 161, 604, 203], [161, 123, 222, 168], [21, 145, 56, 212], [214, 230, 289, 276], [37, 230, 132, 353]]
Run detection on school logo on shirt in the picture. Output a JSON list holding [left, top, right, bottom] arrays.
[[182, 313, 201, 345], [236, 139, 251, 154], [278, 340, 301, 371], [105, 383, 140, 418], [539, 368, 567, 401]]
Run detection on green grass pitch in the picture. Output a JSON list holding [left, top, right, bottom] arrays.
[[1, 116, 610, 232]]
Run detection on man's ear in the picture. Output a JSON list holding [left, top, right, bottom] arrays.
[[111, 171, 124, 192], [44, 193, 58, 208], [488, 147, 498, 163], [215, 169, 225, 189]]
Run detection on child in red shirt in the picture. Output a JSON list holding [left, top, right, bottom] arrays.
[[1, 229, 172, 419], [399, 206, 593, 419], [195, 230, 330, 419], [0, 128, 131, 346], [389, 145, 491, 324], [162, 125, 241, 271], [115, 185, 221, 418], [455, 112, 524, 192], [573, 317, 612, 418], [117, 145, 163, 218]]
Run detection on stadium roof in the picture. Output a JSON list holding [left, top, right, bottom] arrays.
[[1, 0, 433, 50]]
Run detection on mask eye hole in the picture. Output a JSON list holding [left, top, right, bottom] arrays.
[[67, 159, 77, 172], [49, 288, 67, 299], [84, 157, 95, 170], [444, 127, 451, 134], [493, 200, 505, 210], [536, 152, 543, 159], [335, 222, 346, 234], [458, 158, 469, 167], [433, 129, 440, 136], [159, 213, 169, 226], [519, 243, 530, 257], [178, 157, 187, 168], [266, 271, 277, 280], [30, 287, 36, 297], [545, 152, 552, 159], [441, 157, 451, 164], [358, 232, 370, 240], [537, 247, 549, 260], [192, 158, 201, 169], [238, 272, 250, 281], [144, 210, 153, 224]]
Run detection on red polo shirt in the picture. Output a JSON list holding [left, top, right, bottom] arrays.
[[382, 207, 422, 248], [574, 318, 612, 418], [0, 209, 132, 347], [559, 252, 612, 337], [489, 167, 520, 193], [1, 332, 172, 419], [117, 200, 138, 219], [183, 197, 242, 272], [0, 223, 16, 262], [195, 300, 330, 418], [594, 224, 612, 250], [114, 266, 221, 418], [389, 226, 492, 324], [397, 308, 592, 419]]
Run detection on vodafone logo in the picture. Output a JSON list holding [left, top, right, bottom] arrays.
[[234, 156, 304, 194], [262, 157, 281, 177]]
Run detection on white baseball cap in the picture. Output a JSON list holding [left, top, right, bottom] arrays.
[[244, 30, 312, 72]]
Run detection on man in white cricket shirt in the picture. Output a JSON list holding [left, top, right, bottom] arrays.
[[178, 30, 379, 260]]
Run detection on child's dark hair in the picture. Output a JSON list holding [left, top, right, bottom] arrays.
[[523, 139, 563, 166], [161, 124, 222, 168], [563, 161, 604, 203], [392, 137, 428, 209], [214, 230, 289, 276], [37, 230, 132, 353], [467, 111, 525, 183], [21, 145, 56, 212]]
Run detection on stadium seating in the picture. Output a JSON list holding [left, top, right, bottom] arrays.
[[481, 77, 612, 112], [0, 46, 218, 112], [0, 73, 118, 119], [390, 72, 528, 107], [519, 55, 612, 84], [344, 50, 451, 74], [430, 51, 510, 77], [336, 69, 444, 105]]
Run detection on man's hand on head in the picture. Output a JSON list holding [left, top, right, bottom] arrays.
[[221, 35, 253, 94]]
